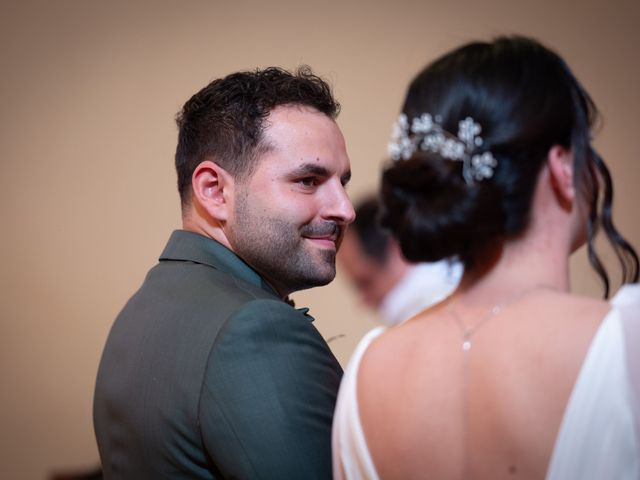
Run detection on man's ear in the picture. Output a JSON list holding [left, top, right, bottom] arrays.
[[191, 160, 234, 222], [547, 145, 575, 208]]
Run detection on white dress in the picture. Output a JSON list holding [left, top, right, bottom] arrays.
[[332, 285, 640, 480]]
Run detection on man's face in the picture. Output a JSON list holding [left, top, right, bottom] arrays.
[[226, 105, 355, 297]]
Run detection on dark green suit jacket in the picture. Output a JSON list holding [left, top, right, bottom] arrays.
[[94, 230, 343, 479]]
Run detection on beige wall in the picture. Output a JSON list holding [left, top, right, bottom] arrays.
[[1, 0, 638, 478]]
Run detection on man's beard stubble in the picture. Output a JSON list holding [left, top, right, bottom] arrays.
[[230, 194, 342, 296]]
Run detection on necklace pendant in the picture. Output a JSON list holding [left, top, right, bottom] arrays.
[[462, 339, 471, 351]]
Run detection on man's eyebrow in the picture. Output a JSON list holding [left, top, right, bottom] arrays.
[[289, 163, 331, 178], [289, 162, 351, 185]]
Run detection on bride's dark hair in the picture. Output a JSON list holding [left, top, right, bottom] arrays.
[[381, 36, 638, 297]]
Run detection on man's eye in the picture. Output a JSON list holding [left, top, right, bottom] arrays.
[[298, 177, 318, 187]]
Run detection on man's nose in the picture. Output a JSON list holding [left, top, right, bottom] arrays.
[[324, 183, 355, 225]]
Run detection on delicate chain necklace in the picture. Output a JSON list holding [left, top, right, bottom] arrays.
[[448, 284, 557, 479]]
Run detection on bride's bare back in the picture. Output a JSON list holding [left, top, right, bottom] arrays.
[[357, 291, 610, 479]]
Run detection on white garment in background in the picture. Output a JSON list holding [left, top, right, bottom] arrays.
[[332, 285, 640, 480], [378, 260, 462, 326]]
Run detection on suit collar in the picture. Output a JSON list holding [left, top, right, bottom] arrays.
[[159, 230, 280, 298]]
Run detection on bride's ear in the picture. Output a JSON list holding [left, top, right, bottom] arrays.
[[547, 145, 575, 209]]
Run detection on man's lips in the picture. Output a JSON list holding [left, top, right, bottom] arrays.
[[300, 222, 342, 249], [303, 234, 339, 248]]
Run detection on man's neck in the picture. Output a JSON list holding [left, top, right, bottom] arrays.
[[182, 210, 233, 251], [184, 215, 293, 300]]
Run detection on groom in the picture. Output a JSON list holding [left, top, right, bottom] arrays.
[[93, 66, 355, 479]]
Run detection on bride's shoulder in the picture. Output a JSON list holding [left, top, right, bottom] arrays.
[[558, 284, 640, 323], [549, 290, 609, 318]]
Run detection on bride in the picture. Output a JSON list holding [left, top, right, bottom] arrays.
[[332, 36, 639, 479]]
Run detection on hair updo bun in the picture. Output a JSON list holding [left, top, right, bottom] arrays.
[[378, 36, 639, 293], [381, 152, 504, 268], [378, 37, 566, 269]]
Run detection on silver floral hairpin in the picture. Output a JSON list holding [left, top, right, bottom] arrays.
[[388, 113, 497, 185]]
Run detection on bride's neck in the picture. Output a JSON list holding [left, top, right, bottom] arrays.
[[457, 229, 571, 306]]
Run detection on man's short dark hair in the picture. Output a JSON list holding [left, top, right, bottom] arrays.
[[174, 66, 340, 206], [351, 196, 393, 264]]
